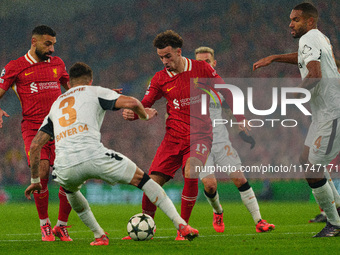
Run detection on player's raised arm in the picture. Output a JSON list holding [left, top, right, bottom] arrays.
[[116, 95, 157, 121], [253, 52, 298, 71]]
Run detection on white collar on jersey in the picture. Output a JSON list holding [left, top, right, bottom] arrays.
[[166, 57, 192, 77], [25, 50, 51, 64]]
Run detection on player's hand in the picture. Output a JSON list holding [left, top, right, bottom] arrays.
[[0, 108, 10, 128], [122, 109, 135, 121], [253, 56, 274, 71], [112, 88, 123, 94], [239, 131, 256, 149], [238, 119, 251, 135], [24, 183, 42, 200], [144, 108, 158, 120]]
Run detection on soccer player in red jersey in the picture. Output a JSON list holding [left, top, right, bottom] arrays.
[[0, 25, 72, 241], [122, 30, 248, 240]]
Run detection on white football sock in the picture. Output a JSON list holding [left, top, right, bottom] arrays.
[[142, 179, 186, 229], [312, 182, 340, 226], [40, 218, 50, 226], [324, 171, 340, 208], [240, 187, 261, 224], [204, 191, 223, 214], [66, 191, 105, 238], [56, 220, 68, 227]]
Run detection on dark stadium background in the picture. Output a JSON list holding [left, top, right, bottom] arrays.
[[0, 0, 339, 203]]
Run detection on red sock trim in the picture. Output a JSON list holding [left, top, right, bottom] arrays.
[[181, 178, 198, 223], [58, 186, 72, 222]]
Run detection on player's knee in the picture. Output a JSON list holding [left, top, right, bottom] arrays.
[[233, 178, 247, 188], [203, 177, 217, 194], [149, 172, 170, 186]]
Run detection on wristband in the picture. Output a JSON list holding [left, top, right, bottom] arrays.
[[31, 177, 41, 184], [140, 114, 149, 120]]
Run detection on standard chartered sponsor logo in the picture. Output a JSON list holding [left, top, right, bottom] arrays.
[[30, 81, 59, 93], [30, 82, 38, 93]]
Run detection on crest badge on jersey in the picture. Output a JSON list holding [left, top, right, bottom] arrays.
[[302, 45, 312, 54], [1, 68, 5, 77], [53, 68, 58, 78], [145, 81, 151, 95]]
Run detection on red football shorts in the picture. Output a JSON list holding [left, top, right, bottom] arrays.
[[21, 120, 55, 166], [149, 133, 211, 178]]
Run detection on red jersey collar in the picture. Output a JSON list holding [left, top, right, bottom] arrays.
[[166, 57, 192, 78], [24, 51, 51, 64]]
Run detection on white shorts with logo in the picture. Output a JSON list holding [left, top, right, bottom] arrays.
[[52, 149, 137, 192], [306, 118, 340, 166], [199, 141, 242, 180]]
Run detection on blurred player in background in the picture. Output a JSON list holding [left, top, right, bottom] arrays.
[[195, 46, 275, 233], [123, 30, 248, 240], [25, 62, 199, 245], [253, 3, 340, 237], [309, 60, 340, 223], [0, 25, 72, 241]]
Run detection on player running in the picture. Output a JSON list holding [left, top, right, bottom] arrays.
[[254, 3, 340, 237], [25, 62, 199, 245], [0, 25, 72, 241], [122, 30, 249, 240], [195, 46, 275, 233]]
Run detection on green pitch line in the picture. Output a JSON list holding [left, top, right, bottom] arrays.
[[0, 202, 337, 255]]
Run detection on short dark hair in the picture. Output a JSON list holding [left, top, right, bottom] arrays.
[[293, 2, 318, 20], [153, 30, 183, 49], [32, 25, 56, 37], [69, 62, 93, 81]]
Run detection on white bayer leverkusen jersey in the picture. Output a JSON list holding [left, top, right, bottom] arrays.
[[39, 85, 120, 169], [209, 91, 230, 144], [298, 29, 340, 122]]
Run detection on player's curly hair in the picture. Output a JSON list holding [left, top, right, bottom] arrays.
[[153, 30, 183, 49], [32, 25, 56, 37]]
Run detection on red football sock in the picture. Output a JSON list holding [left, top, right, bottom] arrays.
[[58, 186, 72, 222], [181, 178, 198, 223], [142, 193, 157, 218], [33, 178, 49, 220]]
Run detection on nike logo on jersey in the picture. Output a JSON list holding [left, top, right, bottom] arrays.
[[25, 71, 34, 76], [39, 194, 48, 199], [167, 86, 176, 92]]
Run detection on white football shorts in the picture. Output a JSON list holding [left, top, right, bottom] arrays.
[[199, 141, 242, 180], [52, 149, 137, 192], [307, 118, 340, 166]]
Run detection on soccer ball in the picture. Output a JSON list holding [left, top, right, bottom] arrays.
[[127, 213, 156, 241]]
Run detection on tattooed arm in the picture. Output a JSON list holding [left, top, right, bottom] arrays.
[[24, 131, 51, 199]]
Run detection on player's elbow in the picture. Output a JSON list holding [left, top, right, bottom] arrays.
[[125, 97, 141, 111], [116, 96, 142, 110]]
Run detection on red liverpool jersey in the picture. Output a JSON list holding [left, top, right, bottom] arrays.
[[0, 51, 69, 124], [142, 57, 244, 142]]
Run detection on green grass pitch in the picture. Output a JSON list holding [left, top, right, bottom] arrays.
[[0, 202, 338, 254]]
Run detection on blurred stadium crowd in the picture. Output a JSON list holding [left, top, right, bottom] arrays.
[[0, 0, 339, 187]]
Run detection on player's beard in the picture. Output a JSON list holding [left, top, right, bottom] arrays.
[[35, 48, 51, 61], [292, 24, 308, 38]]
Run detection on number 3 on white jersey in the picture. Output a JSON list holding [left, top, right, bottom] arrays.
[[59, 96, 77, 127]]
